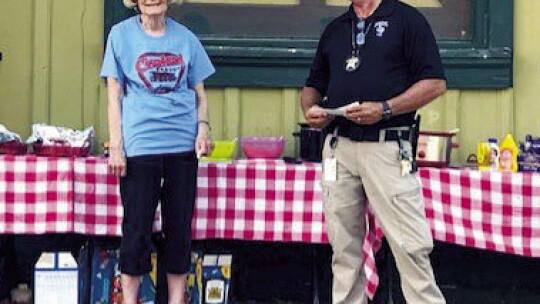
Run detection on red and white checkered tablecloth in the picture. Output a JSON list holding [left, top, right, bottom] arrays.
[[363, 168, 540, 297], [419, 167, 540, 258], [194, 159, 326, 243], [361, 167, 540, 297], [73, 157, 162, 235], [0, 155, 73, 234], [2, 156, 540, 299], [72, 157, 326, 244], [73, 157, 123, 236]]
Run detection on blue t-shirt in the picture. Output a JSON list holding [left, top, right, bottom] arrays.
[[100, 16, 215, 157]]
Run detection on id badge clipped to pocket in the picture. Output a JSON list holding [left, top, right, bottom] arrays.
[[323, 135, 339, 182], [324, 157, 337, 182]]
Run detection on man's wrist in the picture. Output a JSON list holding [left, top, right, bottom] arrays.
[[381, 100, 392, 120]]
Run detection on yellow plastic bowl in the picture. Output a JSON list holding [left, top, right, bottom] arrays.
[[202, 139, 237, 161]]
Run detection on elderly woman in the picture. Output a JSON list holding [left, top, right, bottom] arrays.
[[100, 0, 215, 303]]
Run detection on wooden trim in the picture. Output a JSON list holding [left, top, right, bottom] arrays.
[[224, 88, 241, 140], [32, 0, 52, 123], [498, 89, 514, 137], [282, 89, 298, 156], [83, 0, 105, 153], [444, 90, 461, 164]]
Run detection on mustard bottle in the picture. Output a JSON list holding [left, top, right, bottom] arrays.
[[476, 141, 491, 171], [498, 134, 518, 172]]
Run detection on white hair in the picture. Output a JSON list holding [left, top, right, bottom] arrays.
[[123, 0, 182, 9]]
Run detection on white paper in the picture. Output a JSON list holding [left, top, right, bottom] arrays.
[[218, 254, 232, 266], [35, 270, 78, 304], [323, 106, 348, 116], [322, 102, 360, 117], [58, 252, 78, 268], [34, 252, 78, 304], [203, 254, 219, 266], [324, 158, 338, 182]]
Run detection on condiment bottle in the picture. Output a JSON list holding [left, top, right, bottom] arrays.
[[488, 137, 499, 171], [499, 134, 518, 172]]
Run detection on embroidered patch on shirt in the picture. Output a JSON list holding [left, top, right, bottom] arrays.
[[375, 21, 389, 37]]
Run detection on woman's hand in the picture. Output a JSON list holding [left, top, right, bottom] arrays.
[[108, 147, 126, 177], [196, 123, 213, 158]]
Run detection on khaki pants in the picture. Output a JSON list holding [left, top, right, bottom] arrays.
[[322, 135, 446, 304]]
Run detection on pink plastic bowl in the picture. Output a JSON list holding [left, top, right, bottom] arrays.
[[240, 136, 286, 159]]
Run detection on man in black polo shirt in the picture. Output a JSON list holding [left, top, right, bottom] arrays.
[[300, 0, 447, 303]]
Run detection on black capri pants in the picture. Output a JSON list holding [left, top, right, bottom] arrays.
[[119, 152, 198, 276]]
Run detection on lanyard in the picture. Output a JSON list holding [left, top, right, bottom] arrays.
[[351, 19, 374, 55]]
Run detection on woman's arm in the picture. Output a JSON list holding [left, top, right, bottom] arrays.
[[107, 77, 126, 176], [194, 83, 213, 157]]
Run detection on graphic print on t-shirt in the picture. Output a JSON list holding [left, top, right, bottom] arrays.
[[135, 52, 185, 94]]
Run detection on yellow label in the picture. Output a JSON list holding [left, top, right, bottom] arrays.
[[208, 286, 222, 299], [150, 253, 157, 284], [221, 265, 231, 279]]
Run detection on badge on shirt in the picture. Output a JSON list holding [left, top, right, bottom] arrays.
[[344, 55, 361, 72]]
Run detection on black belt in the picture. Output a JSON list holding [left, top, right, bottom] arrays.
[[336, 126, 410, 142]]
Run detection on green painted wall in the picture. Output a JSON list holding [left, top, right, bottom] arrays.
[[0, 0, 34, 137], [0, 0, 104, 146], [514, 0, 540, 143], [0, 0, 537, 164]]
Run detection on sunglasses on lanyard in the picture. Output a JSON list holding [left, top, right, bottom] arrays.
[[357, 19, 367, 46], [345, 19, 373, 72]]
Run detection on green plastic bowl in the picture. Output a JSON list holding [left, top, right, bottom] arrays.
[[202, 139, 237, 161]]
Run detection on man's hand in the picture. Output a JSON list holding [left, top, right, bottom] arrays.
[[305, 105, 333, 128], [345, 101, 384, 125]]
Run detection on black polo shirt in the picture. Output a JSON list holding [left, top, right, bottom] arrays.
[[306, 0, 445, 134]]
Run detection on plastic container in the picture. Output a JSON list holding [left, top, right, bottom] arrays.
[[476, 141, 491, 170], [33, 141, 91, 157], [0, 141, 27, 155], [240, 136, 286, 159], [416, 131, 458, 167], [202, 139, 238, 161], [488, 137, 499, 171], [498, 134, 518, 172], [292, 123, 324, 162], [518, 154, 540, 172]]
